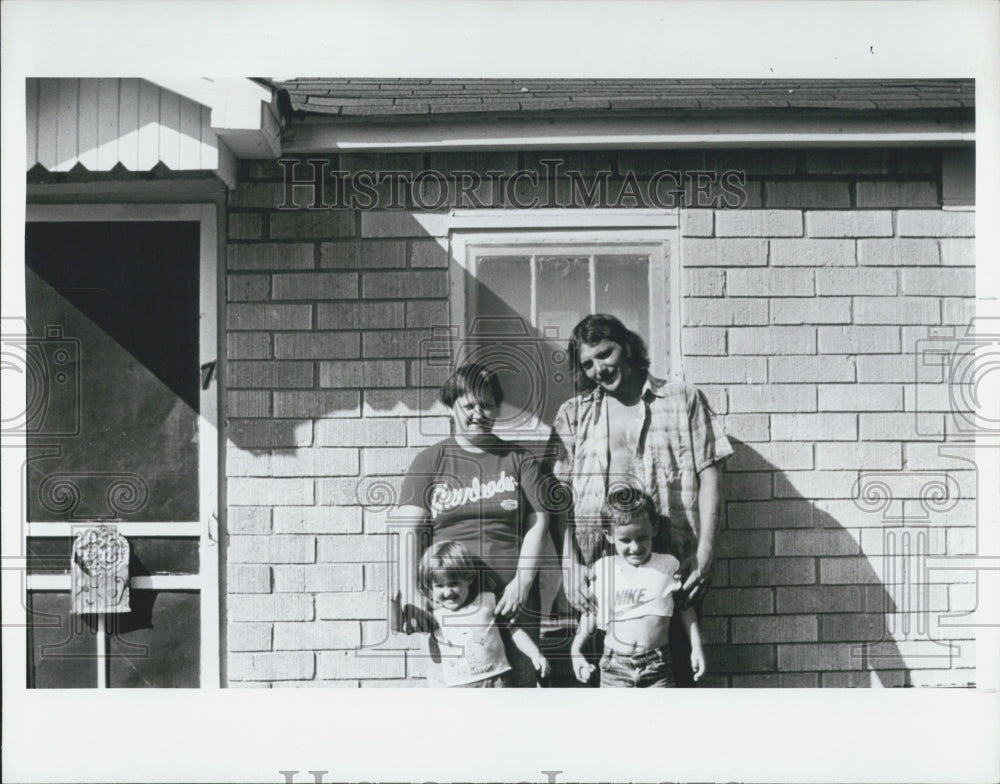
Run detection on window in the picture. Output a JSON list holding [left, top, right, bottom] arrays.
[[446, 211, 680, 438]]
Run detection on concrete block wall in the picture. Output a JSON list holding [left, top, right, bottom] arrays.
[[224, 148, 976, 687]]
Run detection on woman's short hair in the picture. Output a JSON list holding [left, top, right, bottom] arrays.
[[439, 362, 504, 408], [418, 540, 478, 597], [569, 314, 650, 388]]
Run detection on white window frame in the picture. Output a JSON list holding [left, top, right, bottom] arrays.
[[23, 203, 220, 689]]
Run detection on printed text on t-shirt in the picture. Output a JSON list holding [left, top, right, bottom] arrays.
[[429, 471, 518, 519]]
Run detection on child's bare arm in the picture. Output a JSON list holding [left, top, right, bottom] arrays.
[[679, 605, 706, 681], [509, 625, 550, 679], [570, 612, 596, 683]]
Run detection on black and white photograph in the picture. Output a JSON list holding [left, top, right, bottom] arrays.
[[2, 2, 998, 783]]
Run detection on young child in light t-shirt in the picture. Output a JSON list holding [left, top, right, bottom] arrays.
[[571, 487, 706, 687], [418, 539, 550, 688]]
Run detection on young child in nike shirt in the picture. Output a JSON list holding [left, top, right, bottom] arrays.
[[419, 540, 550, 687], [571, 487, 706, 687]]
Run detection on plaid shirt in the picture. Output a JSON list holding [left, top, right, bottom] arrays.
[[549, 376, 733, 566]]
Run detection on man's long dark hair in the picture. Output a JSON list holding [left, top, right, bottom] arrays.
[[568, 313, 650, 392]]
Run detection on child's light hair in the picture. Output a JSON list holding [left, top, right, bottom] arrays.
[[418, 540, 477, 597], [601, 485, 658, 529]]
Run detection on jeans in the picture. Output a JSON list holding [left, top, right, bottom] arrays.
[[598, 645, 675, 688]]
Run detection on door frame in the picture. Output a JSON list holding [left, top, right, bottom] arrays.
[[24, 202, 220, 688]]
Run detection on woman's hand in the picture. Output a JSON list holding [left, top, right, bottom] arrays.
[[495, 576, 531, 621], [563, 560, 596, 615]]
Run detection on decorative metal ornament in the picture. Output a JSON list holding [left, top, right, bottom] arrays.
[[71, 525, 130, 614]]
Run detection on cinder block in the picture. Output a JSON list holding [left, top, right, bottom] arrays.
[[405, 300, 451, 330], [774, 470, 860, 500], [770, 239, 855, 267], [859, 412, 944, 440], [715, 210, 802, 237], [858, 239, 939, 266], [228, 274, 270, 302], [227, 304, 312, 332], [764, 181, 850, 208], [701, 587, 775, 616], [410, 239, 449, 268], [815, 269, 897, 296], [226, 448, 271, 477], [721, 414, 770, 442], [274, 506, 362, 535], [729, 557, 816, 586], [859, 527, 946, 556], [363, 389, 447, 417], [228, 361, 314, 389], [270, 210, 355, 239], [770, 355, 855, 383], [316, 534, 392, 564], [361, 271, 448, 298], [272, 272, 359, 301], [228, 243, 314, 271], [774, 528, 861, 556], [902, 268, 975, 297], [819, 556, 885, 585], [315, 419, 406, 447], [227, 420, 313, 449], [228, 182, 285, 208], [714, 529, 772, 559], [269, 448, 359, 477], [274, 332, 360, 360], [816, 442, 901, 470], [273, 620, 361, 650], [817, 326, 900, 354], [683, 268, 725, 297], [228, 506, 272, 535], [940, 239, 975, 267], [273, 563, 364, 593], [317, 591, 392, 620], [725, 472, 773, 501], [728, 384, 816, 413], [726, 441, 814, 471], [317, 477, 400, 507], [362, 447, 423, 476], [228, 390, 272, 418], [855, 182, 939, 208], [228, 478, 315, 507], [227, 333, 272, 359], [406, 417, 452, 446], [361, 210, 436, 239], [813, 498, 902, 529], [728, 327, 816, 355], [228, 564, 272, 593], [941, 297, 975, 326], [317, 301, 405, 330], [682, 327, 727, 355], [856, 354, 919, 383], [902, 442, 971, 471], [681, 210, 714, 237], [683, 298, 769, 326], [228, 622, 272, 652], [805, 211, 893, 238], [897, 210, 975, 237], [732, 615, 818, 643], [803, 150, 888, 175], [722, 497, 805, 530], [273, 390, 360, 418], [771, 413, 857, 441], [228, 651, 314, 681], [854, 297, 940, 325], [229, 534, 315, 564], [777, 643, 862, 671], [228, 594, 314, 623], [726, 268, 814, 297], [776, 585, 862, 614], [318, 242, 359, 269], [682, 239, 768, 266], [319, 360, 407, 389], [349, 240, 408, 269], [362, 330, 434, 359], [702, 644, 775, 674], [317, 650, 407, 679], [770, 297, 851, 325], [697, 616, 729, 644], [683, 356, 766, 384]]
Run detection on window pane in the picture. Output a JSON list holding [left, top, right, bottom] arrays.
[[536, 256, 590, 339], [27, 592, 98, 688], [472, 255, 531, 326], [107, 590, 200, 688], [595, 254, 651, 347]]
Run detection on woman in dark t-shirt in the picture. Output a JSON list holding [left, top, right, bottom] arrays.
[[392, 363, 551, 687]]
